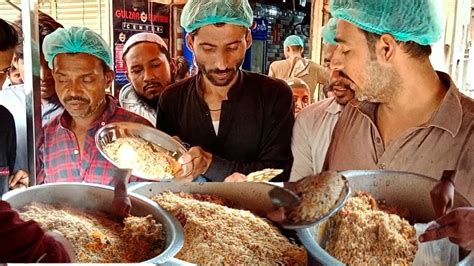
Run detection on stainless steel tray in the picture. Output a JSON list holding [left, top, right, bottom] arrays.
[[2, 183, 185, 264], [95, 122, 187, 181], [296, 170, 473, 265]]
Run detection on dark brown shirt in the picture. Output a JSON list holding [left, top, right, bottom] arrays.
[[325, 72, 474, 202], [157, 70, 295, 181]]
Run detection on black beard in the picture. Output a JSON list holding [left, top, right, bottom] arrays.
[[136, 93, 159, 110]]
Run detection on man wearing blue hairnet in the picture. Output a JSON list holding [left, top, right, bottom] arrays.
[[268, 35, 328, 102], [37, 26, 151, 186], [323, 0, 474, 250], [156, 0, 294, 182]]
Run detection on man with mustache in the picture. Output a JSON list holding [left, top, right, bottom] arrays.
[[156, 0, 294, 182], [284, 78, 311, 116], [268, 35, 329, 102], [37, 27, 151, 185], [290, 19, 355, 181], [119, 33, 175, 126], [324, 0, 474, 238], [0, 19, 74, 263]]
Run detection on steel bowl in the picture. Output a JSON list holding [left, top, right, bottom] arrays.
[[129, 182, 308, 264], [296, 170, 473, 265], [2, 183, 185, 264], [95, 122, 187, 181]]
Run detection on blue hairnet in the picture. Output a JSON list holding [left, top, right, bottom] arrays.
[[330, 0, 442, 45], [284, 35, 304, 47], [42, 26, 113, 69], [322, 18, 338, 45], [181, 0, 253, 33]]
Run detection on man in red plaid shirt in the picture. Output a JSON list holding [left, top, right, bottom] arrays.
[[37, 27, 151, 186]]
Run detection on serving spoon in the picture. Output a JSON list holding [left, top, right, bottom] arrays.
[[268, 173, 351, 230]]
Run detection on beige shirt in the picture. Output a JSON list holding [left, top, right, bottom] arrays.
[[325, 72, 474, 202], [268, 57, 329, 102], [290, 97, 344, 181]]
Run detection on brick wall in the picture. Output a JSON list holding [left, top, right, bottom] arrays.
[[253, 3, 311, 73]]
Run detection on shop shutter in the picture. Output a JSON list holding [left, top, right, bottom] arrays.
[[0, 0, 110, 45]]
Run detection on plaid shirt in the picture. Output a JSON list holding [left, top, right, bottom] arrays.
[[37, 95, 152, 185]]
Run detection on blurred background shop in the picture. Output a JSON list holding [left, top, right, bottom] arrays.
[[0, 0, 472, 97]]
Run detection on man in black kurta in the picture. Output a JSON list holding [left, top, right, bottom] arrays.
[[157, 70, 294, 182]]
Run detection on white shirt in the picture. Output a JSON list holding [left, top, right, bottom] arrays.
[[0, 85, 27, 171], [119, 83, 157, 126], [212, 120, 220, 135], [290, 97, 344, 181]]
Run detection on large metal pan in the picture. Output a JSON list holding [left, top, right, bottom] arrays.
[[2, 183, 185, 264], [296, 170, 473, 265], [129, 182, 307, 264]]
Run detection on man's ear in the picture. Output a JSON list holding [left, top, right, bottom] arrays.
[[245, 28, 253, 49], [186, 33, 195, 53], [376, 34, 397, 63], [105, 69, 115, 88]]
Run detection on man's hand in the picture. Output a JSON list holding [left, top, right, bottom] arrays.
[[111, 196, 132, 219], [224, 173, 247, 182], [175, 146, 212, 182], [430, 178, 454, 218], [266, 207, 287, 223], [9, 170, 29, 189], [419, 207, 474, 251]]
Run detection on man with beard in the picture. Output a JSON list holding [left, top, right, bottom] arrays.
[[325, 0, 474, 205], [268, 35, 328, 102], [13, 12, 65, 126], [37, 27, 151, 185], [0, 19, 73, 263], [120, 33, 174, 126], [284, 78, 311, 116], [156, 0, 294, 182], [290, 19, 355, 181]]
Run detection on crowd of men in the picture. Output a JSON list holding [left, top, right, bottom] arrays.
[[0, 0, 473, 262]]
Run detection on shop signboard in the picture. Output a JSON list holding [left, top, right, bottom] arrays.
[[112, 0, 170, 93]]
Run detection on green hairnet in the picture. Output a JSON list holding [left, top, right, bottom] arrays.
[[42, 26, 113, 69], [284, 35, 304, 47], [322, 18, 338, 45], [330, 0, 442, 45], [181, 0, 253, 33]]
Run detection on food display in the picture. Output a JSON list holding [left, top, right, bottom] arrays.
[[288, 171, 346, 224], [18, 202, 165, 263], [246, 168, 283, 182], [325, 192, 418, 265], [102, 136, 180, 180], [150, 191, 307, 265]]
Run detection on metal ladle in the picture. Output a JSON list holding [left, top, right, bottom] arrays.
[[268, 174, 351, 230]]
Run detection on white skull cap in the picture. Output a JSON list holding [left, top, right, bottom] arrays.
[[122, 32, 168, 58]]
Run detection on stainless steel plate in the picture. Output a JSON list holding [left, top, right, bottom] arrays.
[[95, 122, 187, 181], [296, 170, 473, 265], [2, 183, 185, 264]]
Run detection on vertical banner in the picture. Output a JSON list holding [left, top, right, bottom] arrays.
[[112, 0, 170, 94]]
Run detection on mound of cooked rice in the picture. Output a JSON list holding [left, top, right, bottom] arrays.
[[325, 192, 417, 265], [103, 137, 178, 180], [151, 191, 307, 265], [19, 202, 164, 263]]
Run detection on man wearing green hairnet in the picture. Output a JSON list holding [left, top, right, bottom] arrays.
[[37, 26, 152, 186], [323, 0, 474, 251], [156, 0, 294, 182], [268, 35, 328, 102]]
